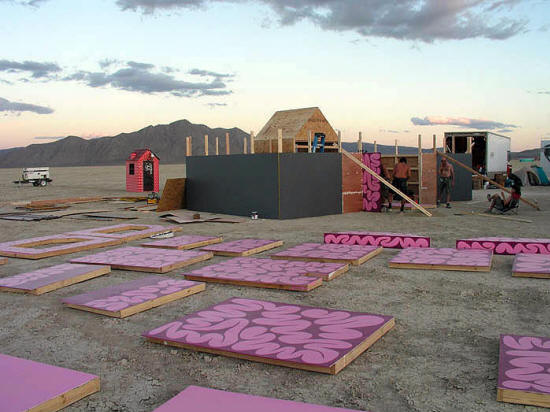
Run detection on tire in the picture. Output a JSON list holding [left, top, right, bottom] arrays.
[[33, 181, 39, 186], [39, 180, 47, 187]]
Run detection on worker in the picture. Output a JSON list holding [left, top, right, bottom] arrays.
[[486, 185, 521, 213], [389, 157, 411, 212], [439, 158, 455, 208]]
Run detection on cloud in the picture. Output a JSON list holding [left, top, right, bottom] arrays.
[[63, 61, 233, 97], [206, 102, 227, 108], [189, 68, 234, 79], [379, 129, 400, 134], [0, 0, 49, 6], [99, 58, 121, 69], [537, 90, 550, 95], [496, 129, 514, 133], [411, 116, 518, 130], [0, 97, 54, 114], [0, 59, 61, 79], [116, 0, 530, 42], [34, 136, 65, 140]]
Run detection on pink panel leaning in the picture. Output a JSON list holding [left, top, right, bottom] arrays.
[[324, 231, 430, 249], [153, 386, 369, 412], [456, 237, 550, 255]]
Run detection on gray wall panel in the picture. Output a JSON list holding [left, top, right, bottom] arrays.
[[437, 153, 472, 202]]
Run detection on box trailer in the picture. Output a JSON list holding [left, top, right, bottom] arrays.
[[444, 131, 511, 176], [13, 167, 52, 186]]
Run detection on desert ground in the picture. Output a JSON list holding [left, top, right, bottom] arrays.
[[0, 164, 549, 412]]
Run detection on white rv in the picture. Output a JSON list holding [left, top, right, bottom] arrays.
[[14, 167, 52, 186], [444, 131, 511, 176]]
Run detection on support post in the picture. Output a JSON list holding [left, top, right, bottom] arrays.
[[215, 137, 219, 155], [250, 131, 255, 154], [338, 130, 342, 153], [418, 134, 423, 204], [444, 135, 448, 153], [342, 149, 432, 217], [186, 136, 192, 156], [467, 136, 472, 154], [308, 130, 312, 153], [204, 134, 208, 156], [437, 151, 540, 210], [243, 137, 247, 154], [277, 128, 283, 153], [433, 134, 437, 153], [358, 132, 363, 153], [374, 140, 377, 153], [225, 133, 230, 155], [452, 136, 456, 153]]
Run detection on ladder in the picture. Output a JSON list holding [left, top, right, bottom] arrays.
[[311, 133, 326, 153]]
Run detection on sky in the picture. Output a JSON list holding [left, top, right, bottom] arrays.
[[1, 0, 549, 151]]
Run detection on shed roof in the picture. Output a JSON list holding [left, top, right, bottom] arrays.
[[127, 148, 160, 161], [256, 107, 332, 141]]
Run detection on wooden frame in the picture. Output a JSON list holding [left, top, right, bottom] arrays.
[[201, 239, 284, 257], [271, 243, 383, 266], [69, 224, 182, 242], [141, 235, 223, 250], [389, 248, 493, 272]]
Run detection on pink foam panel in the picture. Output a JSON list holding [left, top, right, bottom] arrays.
[[325, 231, 430, 249], [456, 237, 550, 255]]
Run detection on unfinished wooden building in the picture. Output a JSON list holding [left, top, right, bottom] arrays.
[[254, 107, 339, 153]]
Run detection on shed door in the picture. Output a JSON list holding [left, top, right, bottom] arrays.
[[143, 161, 154, 191]]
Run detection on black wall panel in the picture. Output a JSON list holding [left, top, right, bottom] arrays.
[[437, 153, 473, 202]]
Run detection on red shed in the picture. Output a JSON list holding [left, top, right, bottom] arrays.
[[126, 149, 160, 193]]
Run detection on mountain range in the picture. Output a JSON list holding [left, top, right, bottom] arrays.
[[0, 119, 539, 167]]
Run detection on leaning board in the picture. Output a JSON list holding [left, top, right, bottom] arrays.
[[143, 297, 394, 374], [183, 257, 344, 291], [153, 385, 369, 412], [497, 334, 550, 408], [71, 247, 213, 273], [141, 235, 223, 250], [0, 234, 122, 260], [201, 239, 283, 256], [0, 263, 111, 295], [456, 237, 550, 255], [512, 254, 550, 279], [324, 231, 430, 249], [271, 243, 382, 266], [68, 223, 181, 242], [389, 248, 493, 271], [0, 353, 99, 412], [63, 276, 205, 318]]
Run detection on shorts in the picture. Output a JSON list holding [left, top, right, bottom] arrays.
[[391, 178, 408, 201]]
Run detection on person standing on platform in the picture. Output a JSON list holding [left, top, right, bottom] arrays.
[[439, 158, 455, 208], [390, 157, 411, 212]]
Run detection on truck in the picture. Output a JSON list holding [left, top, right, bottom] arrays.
[[444, 131, 511, 176], [13, 167, 52, 187]]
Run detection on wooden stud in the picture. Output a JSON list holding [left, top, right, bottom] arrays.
[[250, 131, 255, 154], [342, 149, 432, 217], [433, 134, 437, 153], [452, 136, 456, 153], [467, 136, 472, 154], [338, 130, 342, 153], [308, 130, 312, 153], [358, 132, 363, 153], [215, 137, 219, 155], [186, 136, 192, 156], [225, 133, 230, 155], [374, 140, 377, 153], [437, 151, 540, 210], [243, 137, 248, 154], [395, 139, 398, 155], [277, 128, 283, 153], [204, 135, 209, 156], [418, 134, 423, 204]]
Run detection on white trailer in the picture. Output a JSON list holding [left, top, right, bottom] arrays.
[[13, 167, 52, 187], [444, 131, 511, 176], [542, 140, 550, 177]]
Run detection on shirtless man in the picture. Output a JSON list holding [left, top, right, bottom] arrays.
[[390, 157, 411, 212], [439, 158, 455, 208]]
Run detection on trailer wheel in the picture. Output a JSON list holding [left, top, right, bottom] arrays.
[[33, 181, 39, 186], [39, 180, 47, 187]]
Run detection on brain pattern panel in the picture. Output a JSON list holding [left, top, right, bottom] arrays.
[[202, 239, 279, 254], [390, 247, 492, 267], [499, 335, 550, 395], [362, 152, 382, 212], [144, 298, 393, 367], [272, 243, 378, 261], [142, 235, 220, 249], [457, 238, 550, 255], [513, 254, 550, 275], [324, 232, 430, 249], [64, 278, 201, 312]]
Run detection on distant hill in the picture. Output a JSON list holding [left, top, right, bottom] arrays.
[[509, 148, 540, 160], [0, 119, 249, 168], [0, 119, 538, 167]]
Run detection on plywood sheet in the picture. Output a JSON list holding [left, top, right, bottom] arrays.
[[157, 178, 186, 212], [63, 276, 205, 318], [0, 353, 99, 412], [497, 334, 550, 408], [325, 232, 430, 249], [389, 247, 493, 271], [71, 247, 213, 273], [142, 235, 223, 250], [183, 257, 348, 291], [143, 297, 394, 374], [512, 254, 550, 279], [0, 234, 122, 260], [201, 239, 283, 257], [271, 243, 382, 266], [456, 237, 550, 255], [153, 386, 369, 412], [68, 224, 181, 242], [0, 263, 111, 295]]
